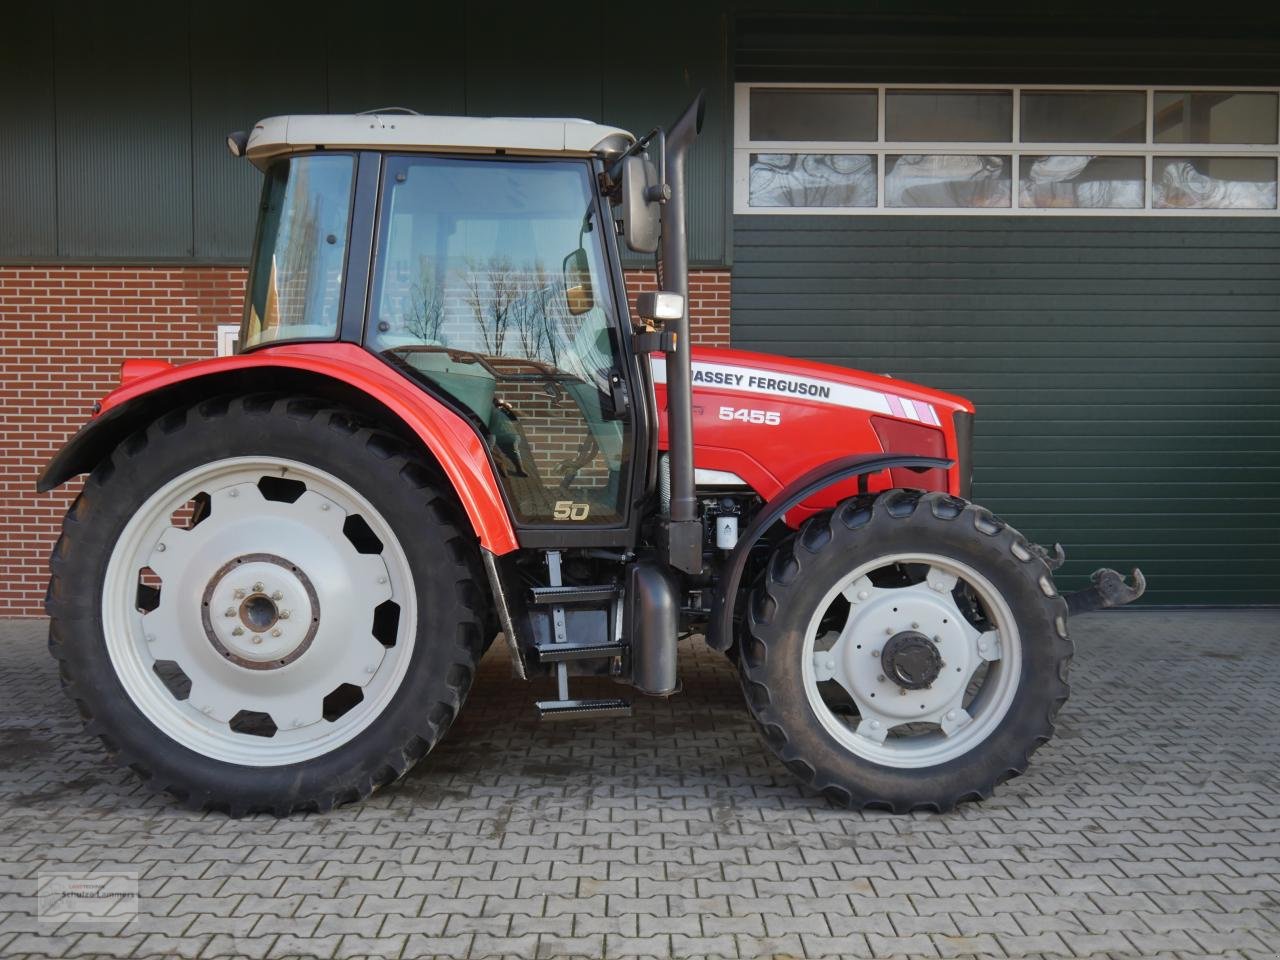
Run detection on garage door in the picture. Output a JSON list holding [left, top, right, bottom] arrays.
[[731, 216, 1280, 604]]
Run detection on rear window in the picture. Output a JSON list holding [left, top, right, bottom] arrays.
[[241, 154, 355, 350]]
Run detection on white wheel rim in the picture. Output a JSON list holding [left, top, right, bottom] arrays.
[[102, 456, 417, 767], [801, 552, 1021, 769]]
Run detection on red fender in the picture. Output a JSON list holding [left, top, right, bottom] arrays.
[[38, 342, 520, 555]]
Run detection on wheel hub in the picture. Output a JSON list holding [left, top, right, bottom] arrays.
[[881, 631, 942, 689], [201, 553, 319, 670]]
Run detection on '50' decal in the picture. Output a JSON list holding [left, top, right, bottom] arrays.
[[719, 406, 781, 426]]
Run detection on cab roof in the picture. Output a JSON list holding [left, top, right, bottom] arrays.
[[245, 112, 635, 169]]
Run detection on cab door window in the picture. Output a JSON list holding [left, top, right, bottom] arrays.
[[367, 156, 631, 526]]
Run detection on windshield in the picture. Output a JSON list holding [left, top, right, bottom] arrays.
[[241, 154, 355, 350], [367, 156, 631, 526]]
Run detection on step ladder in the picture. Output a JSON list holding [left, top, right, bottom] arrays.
[[532, 550, 631, 721]]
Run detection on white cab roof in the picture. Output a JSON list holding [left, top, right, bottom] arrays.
[[245, 113, 635, 169]]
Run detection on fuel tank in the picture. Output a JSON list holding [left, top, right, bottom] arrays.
[[653, 346, 974, 516]]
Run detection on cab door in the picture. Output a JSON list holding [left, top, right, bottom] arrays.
[[364, 154, 639, 543]]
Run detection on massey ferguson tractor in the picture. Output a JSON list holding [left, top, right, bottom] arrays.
[[39, 95, 1144, 815]]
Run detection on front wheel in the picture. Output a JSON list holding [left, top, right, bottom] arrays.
[[47, 396, 486, 815], [740, 490, 1071, 812]]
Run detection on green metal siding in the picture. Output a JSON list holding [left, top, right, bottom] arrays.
[[731, 216, 1280, 605], [54, 7, 194, 258], [0, 9, 56, 259], [735, 6, 1280, 85], [3, 3, 730, 266]]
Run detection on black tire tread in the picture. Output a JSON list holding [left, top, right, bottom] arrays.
[[740, 489, 1071, 813], [46, 394, 487, 817]]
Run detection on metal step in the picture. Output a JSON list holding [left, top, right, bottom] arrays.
[[528, 584, 620, 606], [534, 640, 625, 664], [535, 697, 632, 721]]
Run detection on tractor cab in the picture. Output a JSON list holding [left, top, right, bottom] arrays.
[[240, 116, 651, 536]]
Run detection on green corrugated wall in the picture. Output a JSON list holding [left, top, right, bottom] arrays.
[[0, 2, 731, 266], [731, 217, 1280, 604]]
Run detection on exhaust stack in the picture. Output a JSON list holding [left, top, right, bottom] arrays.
[[659, 92, 705, 574]]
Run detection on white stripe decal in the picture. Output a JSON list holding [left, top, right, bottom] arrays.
[[651, 357, 940, 424], [695, 468, 750, 487]]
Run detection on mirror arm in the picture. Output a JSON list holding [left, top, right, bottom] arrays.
[[608, 127, 670, 203]]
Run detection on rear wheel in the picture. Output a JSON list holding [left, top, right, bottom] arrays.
[[47, 395, 486, 815], [740, 490, 1071, 812]]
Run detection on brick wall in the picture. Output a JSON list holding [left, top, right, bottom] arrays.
[[0, 266, 730, 616]]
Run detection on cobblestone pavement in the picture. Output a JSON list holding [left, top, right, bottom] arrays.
[[0, 610, 1277, 960]]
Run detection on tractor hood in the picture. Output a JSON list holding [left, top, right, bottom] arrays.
[[652, 346, 974, 510]]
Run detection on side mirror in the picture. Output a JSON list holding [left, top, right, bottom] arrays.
[[620, 154, 662, 254], [562, 247, 594, 315]]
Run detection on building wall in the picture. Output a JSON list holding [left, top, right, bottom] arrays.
[[731, 216, 1280, 606], [0, 267, 729, 617], [729, 7, 1280, 605], [0, 3, 732, 266]]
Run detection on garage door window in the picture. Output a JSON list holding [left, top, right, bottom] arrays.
[[735, 85, 1280, 215]]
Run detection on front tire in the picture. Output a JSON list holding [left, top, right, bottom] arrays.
[[740, 490, 1071, 812], [47, 395, 486, 815]]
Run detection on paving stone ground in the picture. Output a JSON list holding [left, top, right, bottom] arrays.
[[0, 610, 1277, 960]]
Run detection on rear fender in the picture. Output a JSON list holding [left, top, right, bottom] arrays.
[[706, 452, 953, 651], [36, 343, 519, 555]]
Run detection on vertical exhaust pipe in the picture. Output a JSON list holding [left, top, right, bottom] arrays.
[[660, 92, 705, 574]]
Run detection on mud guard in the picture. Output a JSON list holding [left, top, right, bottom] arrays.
[[35, 345, 521, 556], [706, 452, 953, 651]]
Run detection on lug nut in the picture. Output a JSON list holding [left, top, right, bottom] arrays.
[[911, 622, 920, 629], [229, 489, 239, 498], [320, 503, 330, 511], [857, 590, 869, 601], [877, 674, 885, 683], [232, 626, 244, 636], [365, 665, 376, 674], [377, 576, 388, 585], [279, 610, 291, 620], [270, 628, 282, 638], [271, 591, 283, 601], [224, 607, 236, 617], [871, 649, 880, 658], [234, 588, 246, 599], [252, 635, 262, 645], [946, 710, 956, 721], [252, 582, 264, 592], [155, 543, 166, 553]]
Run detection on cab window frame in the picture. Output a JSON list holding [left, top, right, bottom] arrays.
[[361, 150, 644, 540], [238, 150, 362, 352]]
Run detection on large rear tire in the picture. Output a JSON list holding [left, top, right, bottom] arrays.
[[47, 395, 486, 815], [740, 490, 1071, 812]]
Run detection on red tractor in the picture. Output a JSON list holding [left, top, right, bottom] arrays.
[[40, 96, 1143, 815]]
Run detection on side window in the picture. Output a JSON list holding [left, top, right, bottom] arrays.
[[368, 156, 631, 526], [242, 155, 355, 349]]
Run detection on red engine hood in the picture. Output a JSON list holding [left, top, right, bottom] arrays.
[[653, 346, 973, 513]]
